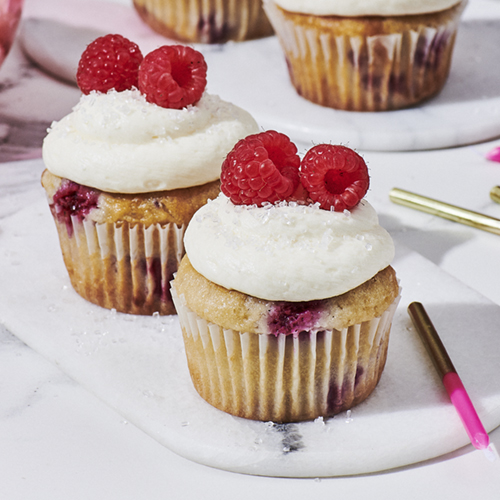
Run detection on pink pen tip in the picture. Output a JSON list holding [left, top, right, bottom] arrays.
[[443, 372, 489, 451], [473, 432, 490, 450]]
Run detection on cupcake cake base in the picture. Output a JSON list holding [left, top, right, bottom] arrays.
[[173, 285, 400, 422], [42, 170, 220, 316], [264, 0, 466, 111], [133, 0, 274, 44]]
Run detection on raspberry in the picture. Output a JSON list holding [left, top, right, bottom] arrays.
[[268, 300, 324, 337], [221, 131, 300, 206], [77, 34, 143, 95], [52, 180, 99, 237], [138, 45, 207, 109], [300, 145, 369, 211]]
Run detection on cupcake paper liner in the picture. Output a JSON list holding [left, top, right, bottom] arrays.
[[265, 1, 465, 111], [133, 0, 274, 43], [172, 283, 401, 422], [53, 215, 185, 315]]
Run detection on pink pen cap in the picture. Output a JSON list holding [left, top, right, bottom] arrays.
[[407, 302, 490, 452]]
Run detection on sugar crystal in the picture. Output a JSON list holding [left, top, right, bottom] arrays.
[[314, 416, 325, 426]]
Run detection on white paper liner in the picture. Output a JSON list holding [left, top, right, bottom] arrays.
[[132, 0, 273, 43], [172, 282, 401, 422], [54, 216, 185, 315], [264, 1, 465, 110]]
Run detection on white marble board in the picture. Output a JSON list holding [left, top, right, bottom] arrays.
[[1, 193, 500, 477], [19, 0, 500, 153]]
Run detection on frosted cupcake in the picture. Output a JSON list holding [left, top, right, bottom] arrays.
[[172, 131, 400, 422], [133, 0, 274, 44], [41, 35, 258, 315], [264, 0, 467, 111]]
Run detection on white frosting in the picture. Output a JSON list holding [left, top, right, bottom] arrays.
[[269, 0, 461, 16], [184, 194, 395, 302], [42, 90, 259, 193]]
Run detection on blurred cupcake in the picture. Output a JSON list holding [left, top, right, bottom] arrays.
[[133, 0, 274, 44], [171, 131, 400, 422], [264, 0, 467, 111], [41, 35, 258, 315]]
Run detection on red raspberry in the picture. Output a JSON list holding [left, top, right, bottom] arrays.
[[221, 131, 300, 206], [300, 145, 369, 211], [76, 34, 143, 95], [138, 45, 207, 109]]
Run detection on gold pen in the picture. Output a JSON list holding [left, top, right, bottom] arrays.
[[408, 302, 498, 460], [389, 188, 500, 236], [490, 186, 500, 205]]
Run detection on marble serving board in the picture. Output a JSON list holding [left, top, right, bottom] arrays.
[[1, 192, 500, 477], [19, 0, 500, 152]]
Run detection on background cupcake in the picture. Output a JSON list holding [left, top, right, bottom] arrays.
[[172, 131, 400, 422], [41, 35, 259, 316], [133, 0, 274, 44], [264, 0, 467, 111]]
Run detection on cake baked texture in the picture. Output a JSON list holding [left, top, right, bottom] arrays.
[[171, 132, 400, 422], [133, 0, 274, 43], [41, 38, 259, 315], [41, 170, 220, 316], [263, 0, 467, 111]]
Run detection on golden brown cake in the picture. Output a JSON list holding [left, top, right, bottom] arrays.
[[264, 0, 467, 111], [171, 131, 400, 422], [173, 257, 399, 422], [133, 0, 274, 43], [42, 170, 220, 315]]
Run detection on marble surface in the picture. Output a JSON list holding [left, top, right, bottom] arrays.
[[4, 145, 500, 500], [2, 0, 500, 498], [2, 195, 500, 477]]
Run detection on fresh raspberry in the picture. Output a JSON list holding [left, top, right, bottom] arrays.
[[300, 145, 369, 211], [76, 34, 143, 95], [138, 45, 207, 109], [221, 131, 300, 206]]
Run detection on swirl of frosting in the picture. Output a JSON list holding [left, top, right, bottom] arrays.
[[184, 194, 395, 302], [42, 90, 259, 193], [269, 0, 462, 16]]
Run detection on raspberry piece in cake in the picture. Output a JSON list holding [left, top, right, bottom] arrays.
[[138, 45, 207, 109], [267, 300, 324, 337], [300, 145, 369, 212], [51, 180, 99, 236], [76, 34, 143, 94], [220, 130, 300, 206]]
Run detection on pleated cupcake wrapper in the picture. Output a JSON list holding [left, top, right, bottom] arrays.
[[133, 0, 273, 43], [53, 215, 185, 315], [172, 282, 401, 422], [265, 1, 464, 111]]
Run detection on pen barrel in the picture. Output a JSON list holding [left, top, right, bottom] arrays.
[[443, 372, 489, 449], [407, 302, 455, 378], [408, 302, 490, 452], [390, 188, 500, 236]]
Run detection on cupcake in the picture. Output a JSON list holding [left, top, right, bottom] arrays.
[[263, 0, 467, 111], [171, 131, 400, 422], [41, 35, 259, 315], [132, 0, 274, 44]]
